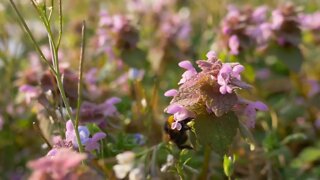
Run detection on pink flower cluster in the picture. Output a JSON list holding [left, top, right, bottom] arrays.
[[220, 5, 271, 54], [28, 148, 86, 180], [165, 51, 268, 130], [220, 3, 304, 54]]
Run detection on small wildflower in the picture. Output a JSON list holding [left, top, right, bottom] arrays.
[[113, 151, 135, 179], [28, 148, 86, 179], [65, 120, 106, 151], [228, 35, 240, 55], [178, 61, 197, 85]]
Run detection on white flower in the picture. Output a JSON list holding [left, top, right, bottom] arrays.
[[129, 166, 145, 180], [160, 154, 174, 172], [116, 151, 135, 164], [113, 151, 136, 179], [113, 164, 134, 179]]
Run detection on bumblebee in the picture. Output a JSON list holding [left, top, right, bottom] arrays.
[[164, 116, 193, 149]]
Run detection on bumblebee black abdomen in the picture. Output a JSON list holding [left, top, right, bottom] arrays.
[[164, 116, 193, 150]]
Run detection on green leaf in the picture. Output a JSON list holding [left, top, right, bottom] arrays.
[[272, 46, 304, 73], [193, 112, 239, 155], [223, 155, 235, 177], [281, 133, 307, 145], [242, 64, 255, 83], [238, 121, 256, 146], [120, 48, 148, 68], [291, 147, 320, 168]]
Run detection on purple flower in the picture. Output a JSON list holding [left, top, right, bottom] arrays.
[[65, 120, 106, 151], [178, 61, 197, 85], [65, 120, 90, 147], [242, 100, 268, 128], [85, 68, 98, 85], [228, 35, 240, 55], [79, 97, 121, 125], [85, 132, 107, 151], [164, 89, 178, 97]]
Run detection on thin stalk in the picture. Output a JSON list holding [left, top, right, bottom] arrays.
[[33, 121, 52, 149], [74, 22, 86, 153], [8, 0, 56, 75], [48, 0, 54, 21], [75, 21, 86, 128], [29, 0, 84, 152], [56, 0, 63, 49], [198, 146, 211, 180]]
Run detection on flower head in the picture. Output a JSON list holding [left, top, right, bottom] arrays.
[[28, 148, 86, 179], [65, 120, 106, 151], [165, 50, 252, 126]]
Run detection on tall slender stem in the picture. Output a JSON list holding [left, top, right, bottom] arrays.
[[56, 0, 63, 49], [198, 146, 211, 180], [8, 0, 56, 75], [74, 22, 86, 153]]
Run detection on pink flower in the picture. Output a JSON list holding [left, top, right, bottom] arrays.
[[217, 63, 244, 94], [178, 61, 197, 85], [252, 6, 268, 23], [271, 10, 284, 30], [19, 85, 40, 104], [228, 35, 240, 55], [28, 148, 86, 179], [164, 89, 178, 97], [166, 104, 194, 130]]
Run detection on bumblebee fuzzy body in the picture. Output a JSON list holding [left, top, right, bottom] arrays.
[[164, 116, 193, 149]]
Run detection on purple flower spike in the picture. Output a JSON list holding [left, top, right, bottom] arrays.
[[229, 35, 240, 55], [164, 89, 178, 97]]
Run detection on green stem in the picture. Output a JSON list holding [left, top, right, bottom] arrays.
[[198, 146, 211, 180], [56, 0, 62, 49], [8, 0, 56, 74], [74, 22, 86, 153], [9, 0, 85, 152]]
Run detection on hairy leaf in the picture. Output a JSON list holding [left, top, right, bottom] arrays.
[[193, 112, 239, 155]]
